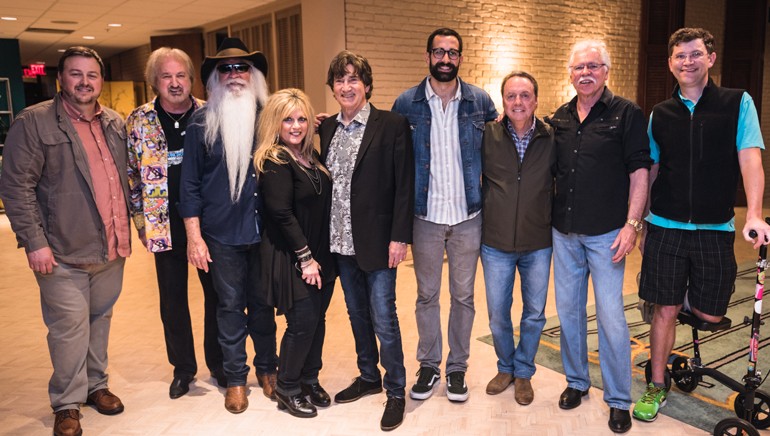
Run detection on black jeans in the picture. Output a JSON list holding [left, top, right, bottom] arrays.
[[276, 282, 334, 396], [155, 247, 223, 378], [206, 238, 277, 386]]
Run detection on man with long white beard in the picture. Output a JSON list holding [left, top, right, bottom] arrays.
[[178, 37, 277, 414]]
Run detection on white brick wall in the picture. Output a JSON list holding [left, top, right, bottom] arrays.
[[344, 0, 642, 116]]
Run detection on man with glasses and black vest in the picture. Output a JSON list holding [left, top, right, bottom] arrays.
[[633, 27, 770, 424], [547, 39, 651, 433], [392, 27, 497, 404]]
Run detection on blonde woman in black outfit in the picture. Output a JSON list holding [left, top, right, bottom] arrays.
[[255, 88, 335, 418]]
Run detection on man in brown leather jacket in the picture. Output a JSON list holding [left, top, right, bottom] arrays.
[[480, 71, 555, 406], [0, 46, 130, 436]]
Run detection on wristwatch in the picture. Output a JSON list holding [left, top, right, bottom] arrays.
[[626, 218, 643, 232]]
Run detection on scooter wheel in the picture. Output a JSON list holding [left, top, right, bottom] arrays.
[[713, 417, 759, 436], [671, 356, 700, 392], [734, 389, 770, 430]]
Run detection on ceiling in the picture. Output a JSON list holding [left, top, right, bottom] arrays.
[[0, 0, 271, 67]]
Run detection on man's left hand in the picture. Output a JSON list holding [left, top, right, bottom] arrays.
[[743, 217, 770, 249], [388, 241, 408, 268], [611, 225, 638, 263]]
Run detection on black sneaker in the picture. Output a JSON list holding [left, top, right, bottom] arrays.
[[333, 376, 383, 404], [446, 371, 469, 402], [380, 397, 405, 431], [410, 367, 440, 400]]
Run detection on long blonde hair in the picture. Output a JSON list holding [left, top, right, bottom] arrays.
[[254, 88, 328, 176]]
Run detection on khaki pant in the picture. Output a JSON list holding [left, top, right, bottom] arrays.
[[36, 257, 125, 411]]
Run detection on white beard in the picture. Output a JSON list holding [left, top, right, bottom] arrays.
[[204, 79, 259, 202]]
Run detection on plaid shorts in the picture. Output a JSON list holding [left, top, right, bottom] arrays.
[[639, 223, 737, 316]]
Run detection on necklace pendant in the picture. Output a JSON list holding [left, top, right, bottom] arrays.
[[174, 121, 180, 129]]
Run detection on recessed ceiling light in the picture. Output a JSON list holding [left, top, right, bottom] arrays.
[[1, 17, 17, 21], [107, 23, 122, 27], [57, 49, 66, 52], [83, 35, 95, 40]]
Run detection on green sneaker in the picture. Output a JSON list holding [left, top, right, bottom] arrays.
[[632, 383, 667, 422]]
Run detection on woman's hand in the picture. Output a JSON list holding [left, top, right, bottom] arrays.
[[301, 258, 323, 289]]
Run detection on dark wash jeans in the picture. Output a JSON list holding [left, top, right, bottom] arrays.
[[276, 281, 334, 396], [205, 238, 277, 386], [155, 246, 223, 378], [335, 254, 406, 398]]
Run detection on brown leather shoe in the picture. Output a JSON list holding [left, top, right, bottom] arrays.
[[514, 378, 534, 405], [225, 385, 248, 414], [86, 388, 124, 415], [256, 372, 277, 400], [53, 409, 82, 436], [485, 372, 513, 395]]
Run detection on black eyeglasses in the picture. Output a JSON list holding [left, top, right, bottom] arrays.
[[217, 63, 251, 74], [430, 48, 461, 60]]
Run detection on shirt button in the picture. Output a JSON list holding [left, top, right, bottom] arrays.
[[252, 174, 256, 178], [573, 149, 577, 153], [567, 207, 571, 211], [569, 188, 573, 192], [571, 169, 575, 173], [254, 193, 257, 196]]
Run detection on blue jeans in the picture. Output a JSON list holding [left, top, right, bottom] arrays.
[[481, 244, 551, 379], [552, 228, 631, 409], [206, 238, 277, 386], [335, 255, 406, 398]]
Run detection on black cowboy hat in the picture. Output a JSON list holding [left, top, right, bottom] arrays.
[[201, 37, 269, 84]]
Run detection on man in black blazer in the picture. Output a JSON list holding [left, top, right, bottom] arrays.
[[318, 50, 414, 431]]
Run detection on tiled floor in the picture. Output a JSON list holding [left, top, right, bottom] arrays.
[[3, 209, 765, 435]]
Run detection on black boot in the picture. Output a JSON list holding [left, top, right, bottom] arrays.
[[301, 383, 331, 407], [276, 391, 318, 418]]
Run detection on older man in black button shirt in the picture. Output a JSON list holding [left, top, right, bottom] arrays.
[[547, 39, 651, 434], [179, 38, 277, 414]]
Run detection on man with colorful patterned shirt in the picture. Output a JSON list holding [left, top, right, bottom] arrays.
[[127, 47, 225, 400], [634, 27, 770, 423]]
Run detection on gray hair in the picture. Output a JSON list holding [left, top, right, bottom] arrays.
[[567, 39, 611, 71]]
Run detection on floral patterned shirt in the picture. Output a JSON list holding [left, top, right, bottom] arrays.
[[126, 97, 204, 252], [326, 103, 371, 255]]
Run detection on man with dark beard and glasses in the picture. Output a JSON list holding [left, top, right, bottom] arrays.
[[178, 37, 277, 414], [392, 27, 497, 404]]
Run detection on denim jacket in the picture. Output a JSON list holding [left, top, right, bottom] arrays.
[[392, 77, 498, 217]]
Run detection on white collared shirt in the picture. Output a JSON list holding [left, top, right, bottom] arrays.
[[423, 77, 473, 225]]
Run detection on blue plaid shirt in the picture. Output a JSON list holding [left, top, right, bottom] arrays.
[[506, 116, 536, 163]]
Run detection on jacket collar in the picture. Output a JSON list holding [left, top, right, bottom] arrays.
[[413, 76, 475, 103], [148, 95, 203, 114], [671, 77, 715, 102]]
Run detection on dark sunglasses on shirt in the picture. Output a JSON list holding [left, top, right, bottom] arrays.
[[217, 63, 251, 74]]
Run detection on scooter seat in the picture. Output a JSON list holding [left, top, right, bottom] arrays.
[[677, 310, 732, 332]]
